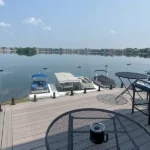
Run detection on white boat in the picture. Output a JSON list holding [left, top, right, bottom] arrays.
[[55, 72, 81, 90], [75, 75, 95, 89], [55, 72, 97, 91]]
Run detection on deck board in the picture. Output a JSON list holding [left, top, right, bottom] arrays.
[[1, 107, 12, 150], [0, 111, 4, 149]]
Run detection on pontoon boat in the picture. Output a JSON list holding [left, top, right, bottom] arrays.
[[31, 74, 49, 94], [93, 65, 116, 88]]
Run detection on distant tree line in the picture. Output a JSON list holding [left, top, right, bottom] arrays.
[[16, 47, 37, 56], [3, 47, 150, 58], [36, 47, 150, 58]]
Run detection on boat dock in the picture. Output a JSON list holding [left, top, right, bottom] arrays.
[[0, 88, 150, 150]]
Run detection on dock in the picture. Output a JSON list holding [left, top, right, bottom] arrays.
[[0, 88, 150, 150]]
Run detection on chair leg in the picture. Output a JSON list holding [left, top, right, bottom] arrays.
[[148, 93, 150, 111], [132, 85, 135, 113]]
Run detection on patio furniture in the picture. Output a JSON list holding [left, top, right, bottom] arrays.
[[45, 108, 150, 150], [115, 72, 147, 100], [132, 80, 150, 125]]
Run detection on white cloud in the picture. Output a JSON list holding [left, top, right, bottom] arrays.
[[43, 26, 52, 31], [0, 22, 11, 27], [0, 0, 4, 6], [23, 17, 42, 25], [108, 30, 116, 34]]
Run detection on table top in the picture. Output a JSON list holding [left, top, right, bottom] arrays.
[[115, 72, 147, 79], [45, 108, 150, 150]]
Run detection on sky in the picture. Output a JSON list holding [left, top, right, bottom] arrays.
[[0, 0, 150, 48]]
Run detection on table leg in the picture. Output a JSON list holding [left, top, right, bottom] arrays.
[[132, 85, 135, 113], [115, 78, 134, 100], [68, 113, 73, 150]]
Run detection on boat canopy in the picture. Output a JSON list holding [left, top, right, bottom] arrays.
[[32, 74, 47, 79], [55, 72, 79, 83]]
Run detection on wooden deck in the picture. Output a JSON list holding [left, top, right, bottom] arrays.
[[0, 88, 150, 150]]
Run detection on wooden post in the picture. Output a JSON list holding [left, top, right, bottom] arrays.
[[70, 89, 74, 96], [33, 95, 37, 102], [53, 92, 56, 99], [11, 98, 15, 105], [120, 82, 124, 88], [98, 86, 101, 91], [110, 85, 112, 90], [83, 88, 87, 94]]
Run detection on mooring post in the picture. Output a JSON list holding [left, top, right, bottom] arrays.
[[110, 85, 112, 90], [70, 89, 74, 96], [0, 103, 2, 112], [98, 86, 101, 91], [120, 82, 124, 88], [11, 98, 15, 105], [84, 88, 87, 94], [33, 95, 37, 102], [53, 92, 56, 99]]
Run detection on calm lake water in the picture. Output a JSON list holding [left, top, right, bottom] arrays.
[[0, 54, 149, 101]]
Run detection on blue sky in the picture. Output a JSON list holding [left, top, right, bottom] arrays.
[[0, 0, 150, 48]]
